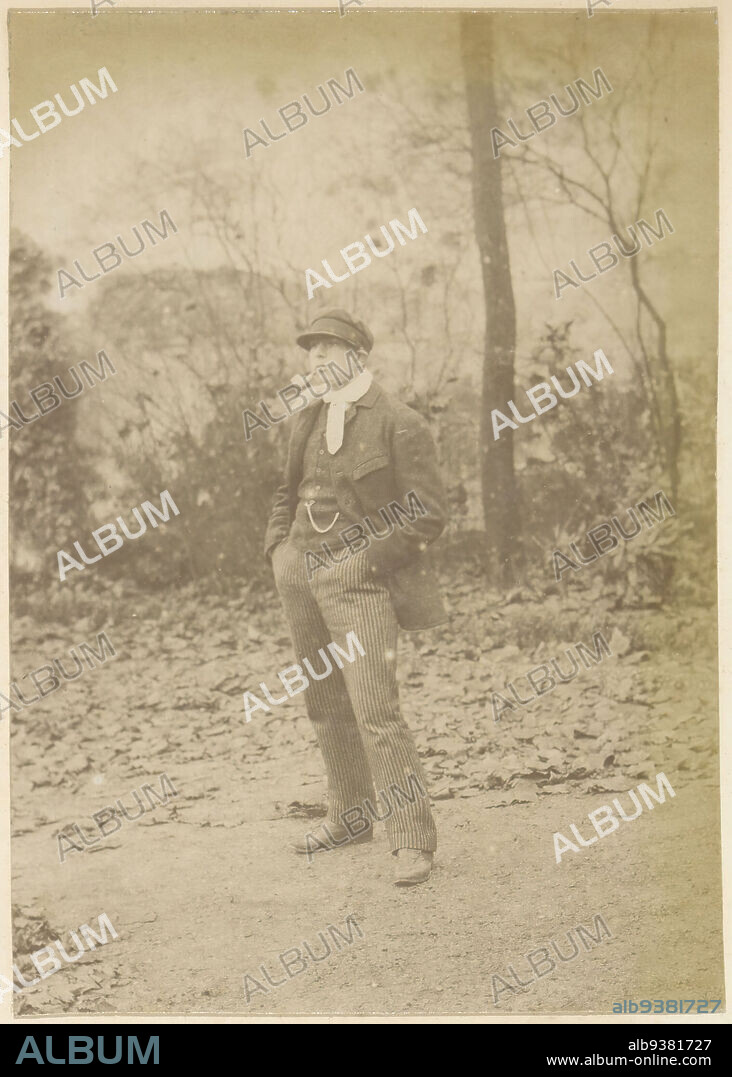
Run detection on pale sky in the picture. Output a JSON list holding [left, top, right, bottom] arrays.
[[7, 8, 718, 359]]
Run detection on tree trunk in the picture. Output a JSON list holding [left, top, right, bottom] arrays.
[[627, 255, 681, 501], [460, 15, 520, 584]]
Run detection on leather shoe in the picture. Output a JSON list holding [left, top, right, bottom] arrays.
[[393, 849, 434, 886], [291, 819, 373, 855]]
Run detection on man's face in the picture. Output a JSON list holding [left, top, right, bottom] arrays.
[[304, 336, 358, 379]]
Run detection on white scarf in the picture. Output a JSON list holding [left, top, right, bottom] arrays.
[[322, 369, 373, 454]]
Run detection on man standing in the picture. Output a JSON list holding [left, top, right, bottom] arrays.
[[264, 308, 447, 886]]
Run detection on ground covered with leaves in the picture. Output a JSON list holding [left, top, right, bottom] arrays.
[[8, 558, 723, 1017]]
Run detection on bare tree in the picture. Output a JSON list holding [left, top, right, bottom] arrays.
[[460, 14, 520, 583], [505, 19, 681, 498]]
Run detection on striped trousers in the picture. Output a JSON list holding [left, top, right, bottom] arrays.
[[272, 537, 437, 852]]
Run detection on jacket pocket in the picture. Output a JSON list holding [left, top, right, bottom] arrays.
[[352, 454, 389, 481]]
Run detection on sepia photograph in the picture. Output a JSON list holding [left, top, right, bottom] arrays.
[[0, 0, 725, 1028]]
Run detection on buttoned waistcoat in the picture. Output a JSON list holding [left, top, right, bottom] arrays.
[[263, 380, 448, 631]]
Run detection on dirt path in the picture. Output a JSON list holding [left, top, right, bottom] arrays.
[[8, 584, 723, 1017]]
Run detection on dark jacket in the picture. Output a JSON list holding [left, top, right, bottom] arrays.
[[264, 380, 448, 631]]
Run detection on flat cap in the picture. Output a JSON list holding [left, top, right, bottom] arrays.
[[296, 308, 374, 353]]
